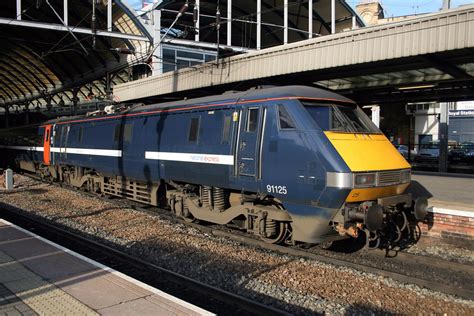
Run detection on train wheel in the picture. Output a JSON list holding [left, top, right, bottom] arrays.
[[260, 221, 288, 244], [181, 199, 197, 223]]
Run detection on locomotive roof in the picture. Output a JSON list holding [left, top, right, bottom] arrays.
[[131, 85, 354, 113], [43, 85, 354, 126]]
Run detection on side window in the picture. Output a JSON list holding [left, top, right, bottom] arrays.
[[114, 123, 134, 143], [114, 125, 120, 142], [55, 127, 62, 145], [77, 126, 83, 144], [222, 115, 232, 143], [246, 108, 259, 132], [188, 117, 200, 142], [124, 124, 133, 143], [278, 105, 296, 129]]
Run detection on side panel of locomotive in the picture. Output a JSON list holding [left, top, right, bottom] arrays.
[[257, 100, 353, 242], [143, 103, 237, 188], [0, 125, 45, 170]]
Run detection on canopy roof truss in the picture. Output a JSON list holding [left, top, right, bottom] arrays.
[[0, 0, 152, 109]]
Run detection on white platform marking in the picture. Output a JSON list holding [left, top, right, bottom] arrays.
[[428, 206, 474, 218]]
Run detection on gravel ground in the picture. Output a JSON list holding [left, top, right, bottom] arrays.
[[404, 239, 474, 264], [1, 174, 474, 315]]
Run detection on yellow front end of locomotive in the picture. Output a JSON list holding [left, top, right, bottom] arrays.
[[325, 132, 411, 202]]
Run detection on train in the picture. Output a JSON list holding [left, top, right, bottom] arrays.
[[0, 86, 428, 247]]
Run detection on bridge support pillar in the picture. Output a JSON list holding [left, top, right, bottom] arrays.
[[371, 106, 380, 128], [5, 169, 13, 190], [438, 102, 450, 172]]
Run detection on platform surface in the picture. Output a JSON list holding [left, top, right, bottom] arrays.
[[0, 219, 213, 316], [410, 174, 474, 212]]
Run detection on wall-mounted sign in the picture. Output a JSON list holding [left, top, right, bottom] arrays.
[[449, 110, 474, 117]]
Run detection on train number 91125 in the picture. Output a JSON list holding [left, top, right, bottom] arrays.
[[266, 185, 287, 195]]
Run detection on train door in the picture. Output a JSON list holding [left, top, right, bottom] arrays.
[[59, 124, 70, 161], [51, 124, 57, 165], [236, 106, 265, 177], [43, 124, 52, 165]]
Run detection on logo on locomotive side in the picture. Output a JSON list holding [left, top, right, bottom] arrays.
[[191, 155, 220, 163]]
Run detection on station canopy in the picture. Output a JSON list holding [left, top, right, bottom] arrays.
[[153, 0, 363, 49], [0, 0, 152, 109]]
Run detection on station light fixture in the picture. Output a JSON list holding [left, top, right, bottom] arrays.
[[397, 84, 435, 90]]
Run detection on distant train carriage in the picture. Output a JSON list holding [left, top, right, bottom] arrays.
[[0, 86, 428, 246]]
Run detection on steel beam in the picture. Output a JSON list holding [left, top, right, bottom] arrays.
[[422, 54, 472, 79], [0, 74, 21, 99], [0, 65, 34, 95], [108, 0, 112, 31], [284, 0, 288, 44], [257, 0, 261, 50], [16, 0, 21, 20], [331, 0, 335, 34], [227, 0, 232, 46], [0, 18, 150, 42], [308, 1, 313, 38], [195, 0, 200, 42], [0, 52, 49, 91], [64, 0, 68, 26]]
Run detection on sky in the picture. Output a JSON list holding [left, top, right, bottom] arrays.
[[124, 0, 474, 17], [346, 0, 474, 17]]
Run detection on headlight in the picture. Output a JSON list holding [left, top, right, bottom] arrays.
[[400, 169, 411, 183], [354, 173, 376, 187]]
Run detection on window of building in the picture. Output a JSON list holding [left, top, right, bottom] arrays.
[[205, 54, 216, 62], [278, 105, 296, 129], [246, 108, 259, 132], [161, 46, 217, 73], [188, 118, 200, 142], [176, 51, 203, 60], [163, 48, 176, 73]]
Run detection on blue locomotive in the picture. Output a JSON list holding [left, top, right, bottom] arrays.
[[0, 86, 428, 246]]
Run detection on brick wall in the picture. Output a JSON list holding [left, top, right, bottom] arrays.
[[420, 208, 474, 245]]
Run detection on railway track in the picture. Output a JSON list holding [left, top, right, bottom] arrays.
[[0, 205, 290, 316], [7, 174, 474, 302], [89, 190, 474, 301]]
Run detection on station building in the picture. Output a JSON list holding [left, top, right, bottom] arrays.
[[355, 0, 474, 158]]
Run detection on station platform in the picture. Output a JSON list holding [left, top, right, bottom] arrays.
[[410, 174, 474, 244], [411, 174, 474, 211], [0, 219, 213, 316]]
